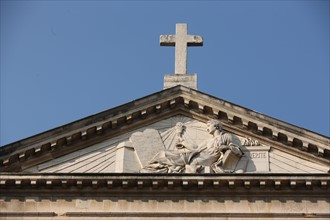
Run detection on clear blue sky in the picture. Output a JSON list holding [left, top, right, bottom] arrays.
[[1, 1, 329, 146]]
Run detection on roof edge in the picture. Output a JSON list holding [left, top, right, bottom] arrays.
[[1, 85, 329, 163]]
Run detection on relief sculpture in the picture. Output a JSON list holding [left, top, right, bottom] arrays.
[[140, 119, 246, 173]]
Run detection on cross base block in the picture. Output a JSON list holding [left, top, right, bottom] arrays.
[[163, 74, 197, 90]]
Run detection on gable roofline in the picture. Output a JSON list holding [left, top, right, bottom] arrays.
[[1, 85, 329, 171], [0, 86, 188, 152]]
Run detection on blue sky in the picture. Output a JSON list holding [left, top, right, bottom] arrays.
[[1, 1, 329, 146]]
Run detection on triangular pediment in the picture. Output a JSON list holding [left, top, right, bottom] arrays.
[[1, 86, 329, 174], [24, 116, 328, 174]]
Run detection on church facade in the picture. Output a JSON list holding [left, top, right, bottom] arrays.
[[0, 24, 329, 219]]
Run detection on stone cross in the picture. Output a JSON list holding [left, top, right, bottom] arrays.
[[160, 23, 203, 74]]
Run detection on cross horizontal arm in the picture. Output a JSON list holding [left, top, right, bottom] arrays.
[[160, 35, 176, 46], [160, 35, 203, 46], [187, 35, 203, 46], [160, 23, 203, 75]]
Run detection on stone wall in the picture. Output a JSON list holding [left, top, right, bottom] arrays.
[[1, 174, 329, 219]]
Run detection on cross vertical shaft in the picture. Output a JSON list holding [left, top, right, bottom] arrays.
[[160, 23, 203, 75], [175, 24, 188, 74]]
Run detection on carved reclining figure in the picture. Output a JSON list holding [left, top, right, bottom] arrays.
[[140, 119, 246, 174]]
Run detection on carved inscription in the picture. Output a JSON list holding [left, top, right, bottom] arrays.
[[249, 152, 267, 159], [244, 148, 270, 172]]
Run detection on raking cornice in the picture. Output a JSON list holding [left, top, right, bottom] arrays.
[[1, 86, 329, 172]]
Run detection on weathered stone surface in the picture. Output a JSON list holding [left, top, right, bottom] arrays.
[[222, 150, 243, 172], [1, 23, 329, 220], [141, 119, 254, 174], [22, 116, 329, 174], [160, 23, 203, 75], [163, 74, 197, 89], [130, 129, 165, 167], [2, 86, 329, 174], [161, 23, 202, 89], [115, 141, 140, 172], [242, 146, 270, 172], [0, 179, 329, 220]]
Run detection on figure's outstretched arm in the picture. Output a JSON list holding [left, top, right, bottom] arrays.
[[176, 139, 198, 151]]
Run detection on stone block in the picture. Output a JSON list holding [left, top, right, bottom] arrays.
[[164, 74, 197, 89], [130, 129, 165, 167], [222, 150, 242, 172], [243, 146, 270, 172], [115, 141, 140, 172]]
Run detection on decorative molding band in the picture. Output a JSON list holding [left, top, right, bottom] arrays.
[[0, 174, 329, 192], [63, 212, 330, 218], [1, 212, 328, 218], [0, 212, 56, 217]]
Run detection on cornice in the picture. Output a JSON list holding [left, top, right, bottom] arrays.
[[0, 173, 329, 194], [1, 86, 329, 172]]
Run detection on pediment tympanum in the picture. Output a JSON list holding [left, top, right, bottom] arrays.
[[1, 86, 329, 173], [26, 116, 328, 174]]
